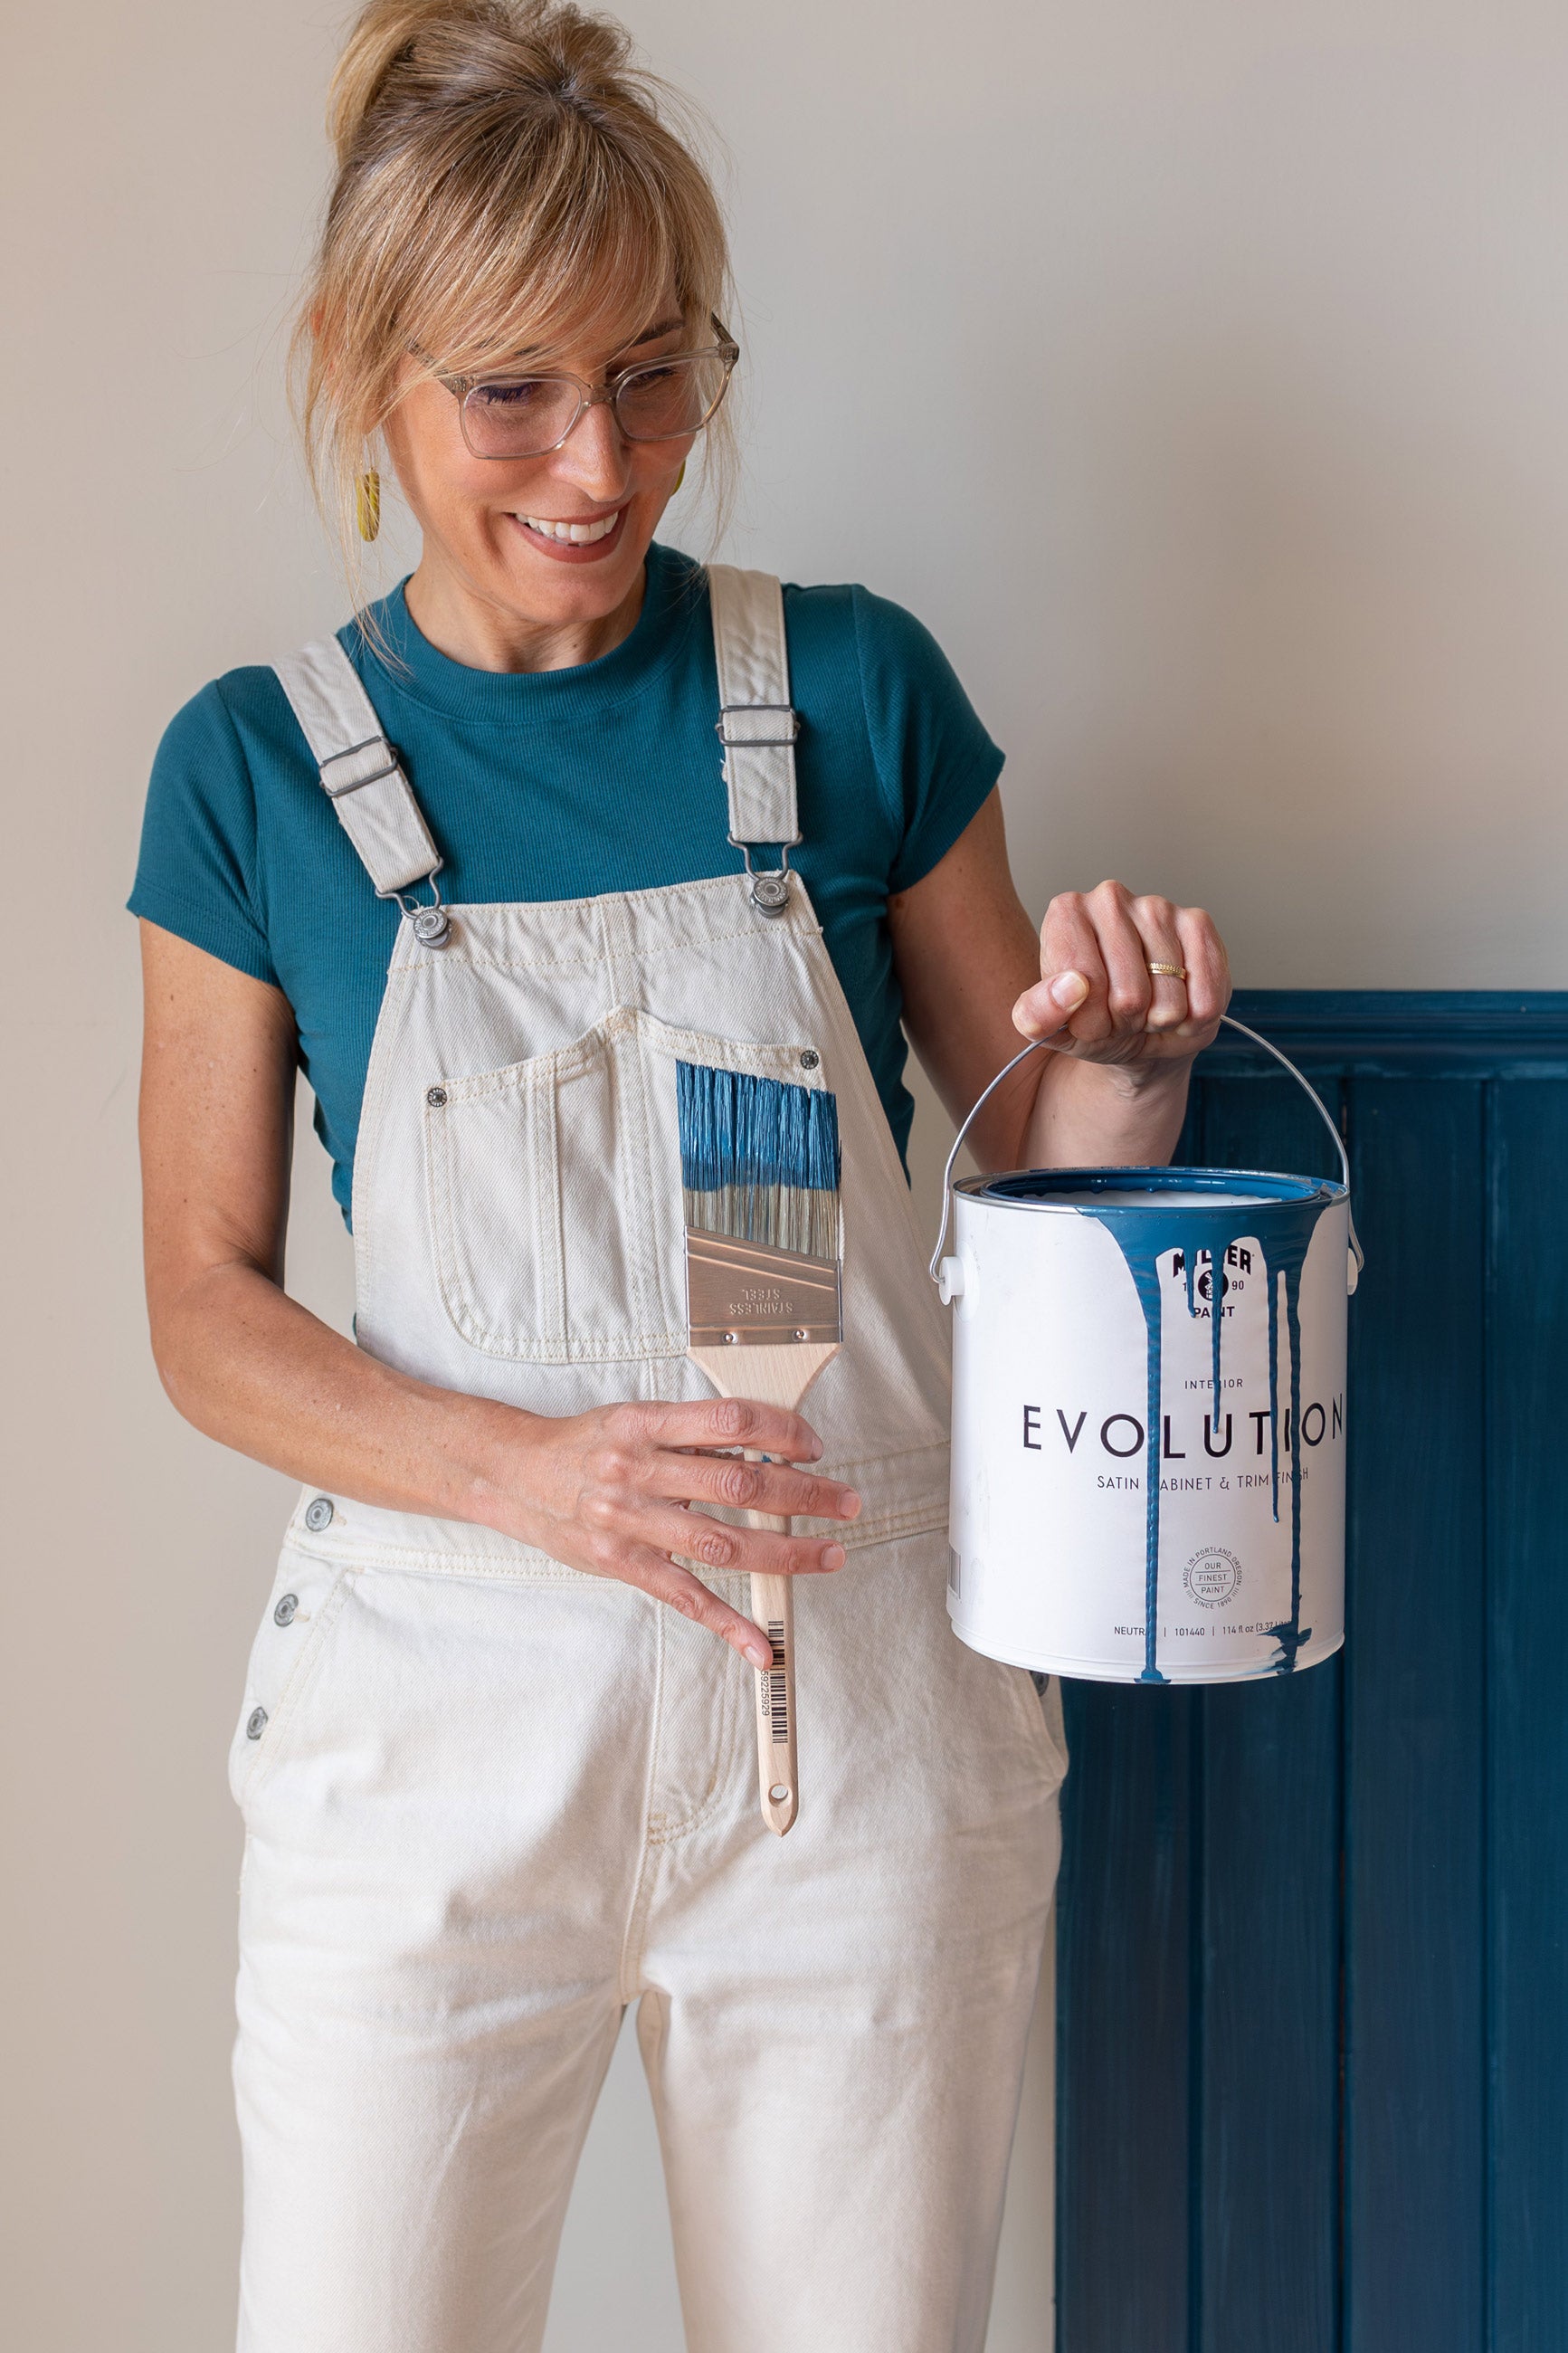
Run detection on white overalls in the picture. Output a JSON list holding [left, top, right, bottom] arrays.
[[231, 568, 1066, 2353]]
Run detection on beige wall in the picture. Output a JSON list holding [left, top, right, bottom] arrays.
[[5, 4, 1565, 2346]]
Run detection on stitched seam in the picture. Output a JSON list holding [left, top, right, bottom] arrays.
[[622, 1012, 661, 1348], [280, 1537, 593, 1579], [237, 1568, 355, 1808], [599, 910, 661, 1348], [538, 1050, 565, 1339], [650, 1596, 744, 1843], [618, 1603, 666, 2002], [433, 1015, 818, 1100], [279, 1486, 949, 1579], [404, 870, 756, 924], [810, 1436, 950, 1476], [426, 1322, 685, 1364], [1002, 1657, 1064, 1771], [649, 1581, 747, 1834], [353, 961, 419, 1313], [789, 874, 925, 1189], [404, 915, 823, 978]]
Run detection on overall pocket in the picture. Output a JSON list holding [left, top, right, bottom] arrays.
[[424, 1006, 826, 1365], [228, 1554, 355, 1810]]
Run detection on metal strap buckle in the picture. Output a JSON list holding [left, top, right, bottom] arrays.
[[727, 836, 800, 874], [318, 735, 401, 798], [385, 868, 451, 948], [727, 835, 797, 917], [716, 703, 801, 748]]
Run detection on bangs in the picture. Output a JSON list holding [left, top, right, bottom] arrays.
[[385, 114, 696, 383]]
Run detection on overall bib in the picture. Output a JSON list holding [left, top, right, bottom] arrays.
[[232, 567, 1067, 2353]]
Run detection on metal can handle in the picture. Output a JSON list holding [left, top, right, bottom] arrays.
[[928, 1013, 1364, 1291]]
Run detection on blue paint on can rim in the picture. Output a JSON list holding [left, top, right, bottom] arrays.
[[969, 1167, 1345, 1682]]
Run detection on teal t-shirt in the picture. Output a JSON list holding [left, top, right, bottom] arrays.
[[130, 544, 1003, 1223]]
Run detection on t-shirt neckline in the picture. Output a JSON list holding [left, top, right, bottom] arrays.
[[344, 540, 707, 726]]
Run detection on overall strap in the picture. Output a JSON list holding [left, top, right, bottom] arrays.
[[273, 637, 451, 944], [707, 565, 800, 913]]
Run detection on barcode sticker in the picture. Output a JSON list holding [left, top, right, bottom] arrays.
[[761, 1619, 789, 1745]]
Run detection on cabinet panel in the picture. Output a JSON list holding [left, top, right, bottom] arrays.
[[1056, 999, 1565, 2353]]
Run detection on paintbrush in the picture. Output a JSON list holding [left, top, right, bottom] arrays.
[[678, 1060, 843, 1836]]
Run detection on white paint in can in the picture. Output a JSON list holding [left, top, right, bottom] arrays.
[[931, 1022, 1362, 1685]]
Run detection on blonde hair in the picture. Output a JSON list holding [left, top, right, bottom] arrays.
[[293, 0, 736, 586]]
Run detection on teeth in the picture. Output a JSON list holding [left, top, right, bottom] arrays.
[[521, 510, 621, 544]]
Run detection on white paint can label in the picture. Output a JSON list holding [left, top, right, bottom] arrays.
[[946, 1168, 1350, 1685]]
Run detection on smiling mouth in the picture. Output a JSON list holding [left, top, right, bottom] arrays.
[[514, 508, 624, 548]]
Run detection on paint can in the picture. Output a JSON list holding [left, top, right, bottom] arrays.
[[930, 1020, 1362, 1683]]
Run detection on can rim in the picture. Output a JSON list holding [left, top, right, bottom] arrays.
[[960, 1164, 1347, 1211]]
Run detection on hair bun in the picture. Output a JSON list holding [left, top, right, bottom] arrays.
[[328, 0, 635, 167]]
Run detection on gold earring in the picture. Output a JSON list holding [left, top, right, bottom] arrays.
[[356, 469, 381, 543], [673, 460, 686, 494]]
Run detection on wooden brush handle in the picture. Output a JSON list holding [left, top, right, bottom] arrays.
[[743, 1448, 798, 1835]]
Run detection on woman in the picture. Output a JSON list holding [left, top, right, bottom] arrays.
[[133, 4, 1230, 2348]]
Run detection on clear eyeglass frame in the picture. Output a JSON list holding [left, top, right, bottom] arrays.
[[424, 313, 740, 461]]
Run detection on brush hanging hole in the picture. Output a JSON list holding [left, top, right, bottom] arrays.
[[769, 1785, 791, 1803]]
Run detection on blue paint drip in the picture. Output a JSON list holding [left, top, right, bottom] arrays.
[[1259, 1252, 1315, 1670], [1275, 1262, 1311, 1672], [1126, 1249, 1166, 1682], [981, 1168, 1341, 1681]]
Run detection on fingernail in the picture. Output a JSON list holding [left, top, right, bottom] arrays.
[[840, 1489, 861, 1518], [1050, 970, 1089, 1011], [746, 1639, 772, 1669], [1012, 996, 1044, 1040], [822, 1544, 846, 1569]]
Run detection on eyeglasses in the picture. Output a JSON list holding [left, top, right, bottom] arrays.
[[426, 314, 739, 462]]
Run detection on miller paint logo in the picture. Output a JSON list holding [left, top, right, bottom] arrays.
[[1183, 1546, 1242, 1608], [1171, 1243, 1252, 1298]]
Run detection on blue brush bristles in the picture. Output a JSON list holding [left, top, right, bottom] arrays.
[[677, 1061, 841, 1260], [676, 1062, 841, 1193]]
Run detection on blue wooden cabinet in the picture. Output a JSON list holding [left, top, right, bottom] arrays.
[[1054, 992, 1568, 2353]]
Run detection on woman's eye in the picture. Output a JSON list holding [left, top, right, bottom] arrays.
[[474, 379, 552, 410]]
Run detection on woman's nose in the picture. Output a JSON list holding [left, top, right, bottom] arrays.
[[553, 395, 632, 500]]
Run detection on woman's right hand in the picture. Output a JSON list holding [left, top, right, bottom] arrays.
[[480, 1396, 861, 1670], [138, 929, 854, 1674]]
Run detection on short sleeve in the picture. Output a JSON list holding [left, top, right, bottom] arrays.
[[128, 680, 280, 985], [850, 586, 1005, 893]]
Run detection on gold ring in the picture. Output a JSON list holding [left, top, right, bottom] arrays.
[[1146, 960, 1187, 979]]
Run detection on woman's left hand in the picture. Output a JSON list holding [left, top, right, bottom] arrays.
[[1012, 880, 1231, 1069], [890, 805, 1231, 1170]]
